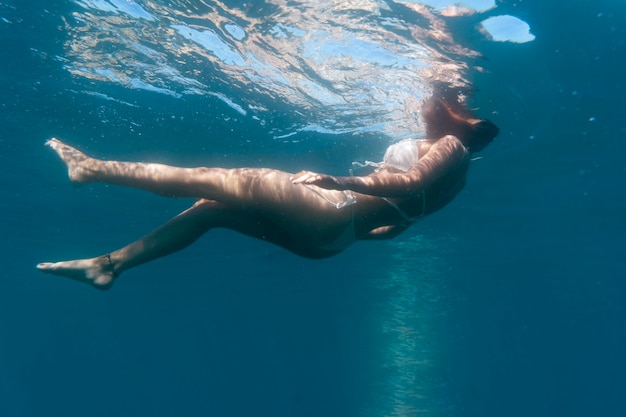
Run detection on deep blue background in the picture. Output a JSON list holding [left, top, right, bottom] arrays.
[[1, 1, 625, 416]]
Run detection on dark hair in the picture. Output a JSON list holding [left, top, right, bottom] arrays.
[[464, 119, 499, 153], [422, 91, 499, 153]]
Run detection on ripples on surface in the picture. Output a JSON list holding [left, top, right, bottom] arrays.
[[63, 0, 479, 140]]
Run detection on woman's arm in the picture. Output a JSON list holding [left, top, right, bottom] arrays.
[[292, 135, 469, 198]]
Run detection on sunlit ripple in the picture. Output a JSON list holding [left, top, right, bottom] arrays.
[[63, 0, 478, 141]]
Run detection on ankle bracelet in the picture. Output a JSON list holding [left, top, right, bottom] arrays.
[[104, 253, 119, 278]]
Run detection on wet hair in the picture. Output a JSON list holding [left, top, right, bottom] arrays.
[[464, 119, 499, 153], [422, 89, 499, 153]]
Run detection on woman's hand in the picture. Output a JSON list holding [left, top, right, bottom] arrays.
[[291, 171, 342, 190]]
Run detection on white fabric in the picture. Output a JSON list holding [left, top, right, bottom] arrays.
[[382, 139, 420, 172]]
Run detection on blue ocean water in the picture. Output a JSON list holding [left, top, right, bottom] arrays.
[[1, 1, 625, 416]]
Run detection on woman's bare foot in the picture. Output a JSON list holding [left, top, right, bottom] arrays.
[[36, 255, 118, 290], [46, 138, 98, 184]]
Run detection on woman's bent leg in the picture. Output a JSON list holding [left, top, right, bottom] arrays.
[[36, 199, 338, 290], [37, 199, 221, 289]]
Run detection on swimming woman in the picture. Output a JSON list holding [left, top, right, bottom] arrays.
[[36, 97, 498, 289]]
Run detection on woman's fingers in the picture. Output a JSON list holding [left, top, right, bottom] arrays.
[[291, 171, 340, 190], [290, 171, 320, 184]]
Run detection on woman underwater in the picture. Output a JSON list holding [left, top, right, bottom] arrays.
[[37, 96, 498, 290]]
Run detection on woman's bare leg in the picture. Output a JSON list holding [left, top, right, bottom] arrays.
[[46, 138, 294, 202], [36, 198, 318, 290], [36, 200, 220, 289], [45, 138, 351, 239], [46, 138, 219, 198]]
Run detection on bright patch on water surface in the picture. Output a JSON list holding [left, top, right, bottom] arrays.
[[481, 15, 536, 43]]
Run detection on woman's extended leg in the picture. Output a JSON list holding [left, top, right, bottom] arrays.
[[36, 198, 324, 290], [45, 138, 351, 241]]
